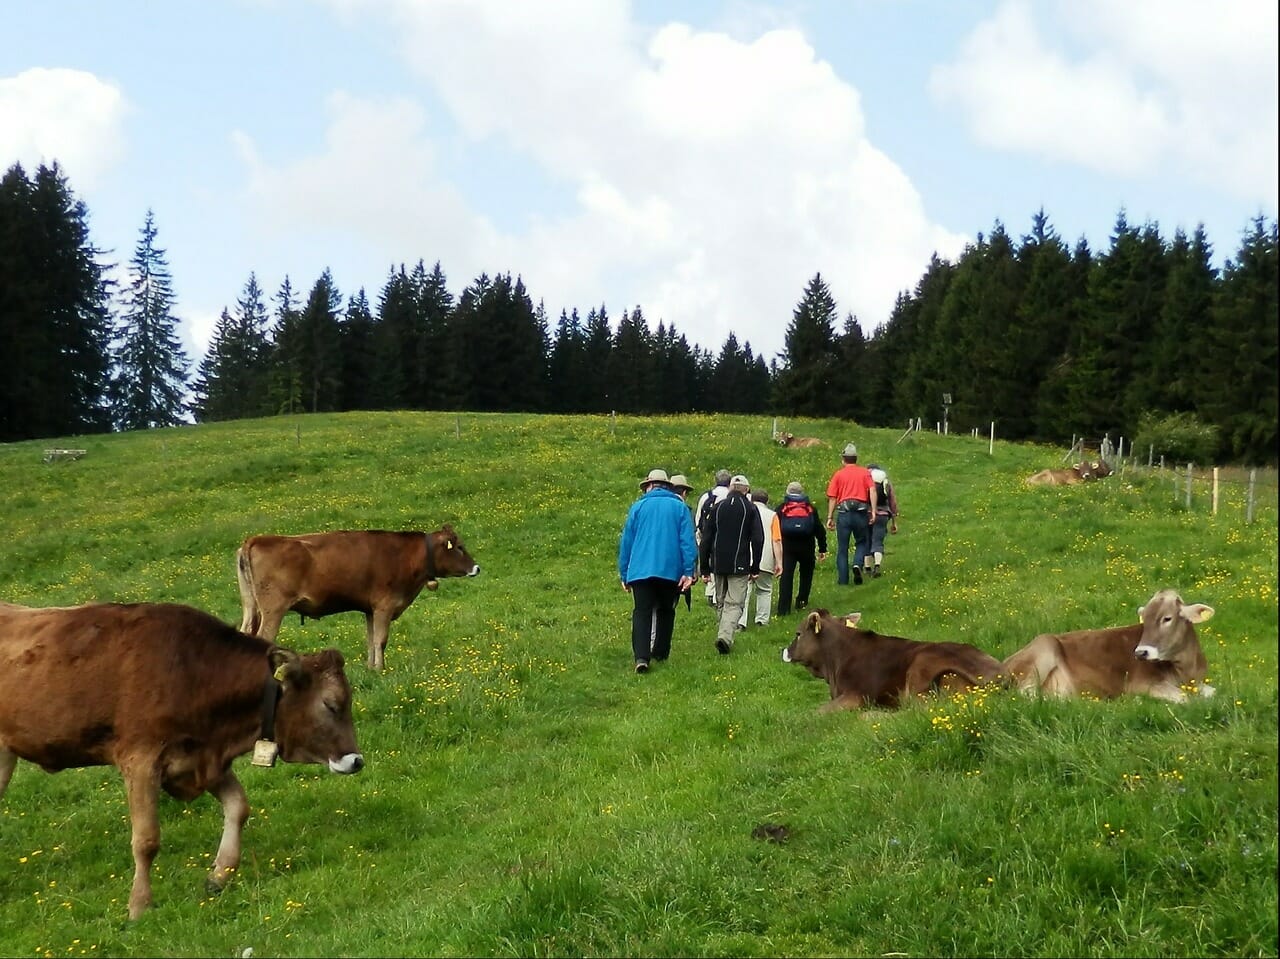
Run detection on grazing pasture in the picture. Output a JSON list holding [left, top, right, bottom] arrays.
[[0, 412, 1275, 957]]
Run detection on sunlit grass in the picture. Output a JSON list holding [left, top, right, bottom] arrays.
[[0, 411, 1275, 957]]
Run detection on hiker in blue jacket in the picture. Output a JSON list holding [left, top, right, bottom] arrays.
[[618, 468, 697, 674]]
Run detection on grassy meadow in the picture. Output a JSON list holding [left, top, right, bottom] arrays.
[[0, 411, 1276, 958]]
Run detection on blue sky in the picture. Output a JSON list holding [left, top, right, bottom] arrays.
[[3, 0, 1276, 365]]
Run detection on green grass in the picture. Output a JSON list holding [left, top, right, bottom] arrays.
[[0, 411, 1276, 958]]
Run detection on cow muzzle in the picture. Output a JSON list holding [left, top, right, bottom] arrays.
[[1134, 644, 1162, 661], [781, 647, 793, 663], [329, 752, 365, 774], [467, 564, 481, 577]]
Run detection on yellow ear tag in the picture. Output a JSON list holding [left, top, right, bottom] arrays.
[[845, 619, 856, 628], [273, 664, 289, 682], [446, 540, 453, 550]]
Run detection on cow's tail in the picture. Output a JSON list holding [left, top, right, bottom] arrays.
[[236, 545, 261, 635]]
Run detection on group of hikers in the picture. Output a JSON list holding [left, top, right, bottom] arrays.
[[616, 442, 899, 673]]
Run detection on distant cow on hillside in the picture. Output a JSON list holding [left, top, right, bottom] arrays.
[[1026, 462, 1097, 486], [1003, 588, 1214, 702], [777, 431, 825, 449], [237, 527, 480, 670]]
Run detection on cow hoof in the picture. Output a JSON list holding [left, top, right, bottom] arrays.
[[1200, 684, 1216, 698], [205, 875, 227, 897], [425, 580, 439, 591]]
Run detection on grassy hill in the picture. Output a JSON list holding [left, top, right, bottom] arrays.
[[1, 411, 1276, 958]]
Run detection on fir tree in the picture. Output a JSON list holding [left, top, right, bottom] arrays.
[[774, 273, 839, 416], [110, 209, 190, 431]]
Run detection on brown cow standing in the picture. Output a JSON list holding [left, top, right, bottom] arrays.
[[237, 526, 480, 670], [1003, 589, 1214, 702], [777, 431, 825, 449], [0, 601, 363, 919], [781, 609, 1008, 712]]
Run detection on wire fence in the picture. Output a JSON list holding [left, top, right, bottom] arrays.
[[1070, 434, 1278, 525]]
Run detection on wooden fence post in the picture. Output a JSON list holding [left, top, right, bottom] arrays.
[[1247, 468, 1257, 524], [1185, 464, 1193, 509], [1212, 467, 1220, 515], [989, 422, 995, 455]]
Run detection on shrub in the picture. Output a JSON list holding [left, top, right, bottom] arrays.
[[1132, 411, 1220, 465]]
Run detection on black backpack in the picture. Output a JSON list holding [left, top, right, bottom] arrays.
[[696, 490, 719, 536], [777, 498, 816, 536]]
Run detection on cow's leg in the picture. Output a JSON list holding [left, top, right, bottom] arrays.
[[0, 747, 16, 796], [256, 606, 286, 643], [121, 763, 162, 919], [366, 609, 393, 670], [819, 692, 865, 712], [236, 549, 259, 633], [206, 772, 250, 895]]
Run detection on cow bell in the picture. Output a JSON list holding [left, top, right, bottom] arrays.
[[425, 579, 439, 591]]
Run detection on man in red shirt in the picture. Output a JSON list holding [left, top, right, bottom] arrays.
[[825, 443, 878, 585]]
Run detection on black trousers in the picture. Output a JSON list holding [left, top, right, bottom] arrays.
[[777, 541, 816, 614], [630, 577, 679, 662]]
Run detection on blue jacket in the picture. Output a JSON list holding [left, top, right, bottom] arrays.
[[618, 487, 698, 585]]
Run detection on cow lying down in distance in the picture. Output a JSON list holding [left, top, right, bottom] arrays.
[[0, 600, 363, 919], [1004, 588, 1214, 703], [781, 609, 1009, 712]]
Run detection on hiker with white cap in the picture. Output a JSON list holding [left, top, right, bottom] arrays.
[[698, 474, 764, 655], [618, 468, 698, 674], [825, 442, 878, 586]]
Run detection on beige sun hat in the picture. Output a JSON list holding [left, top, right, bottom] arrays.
[[668, 473, 692, 492], [640, 468, 670, 488]]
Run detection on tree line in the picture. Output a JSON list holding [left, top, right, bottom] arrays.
[[2, 161, 1275, 463]]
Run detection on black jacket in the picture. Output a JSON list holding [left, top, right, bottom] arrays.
[[698, 490, 764, 577]]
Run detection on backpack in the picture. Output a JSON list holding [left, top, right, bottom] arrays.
[[778, 498, 816, 536], [696, 489, 719, 538]]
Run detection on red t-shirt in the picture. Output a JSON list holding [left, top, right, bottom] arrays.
[[826, 463, 875, 505]]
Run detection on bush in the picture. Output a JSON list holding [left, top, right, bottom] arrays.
[[1132, 411, 1220, 465]]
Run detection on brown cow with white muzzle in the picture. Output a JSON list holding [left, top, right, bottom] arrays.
[[777, 431, 826, 449], [237, 526, 480, 670], [781, 609, 1009, 712], [1003, 588, 1214, 702], [0, 601, 363, 919]]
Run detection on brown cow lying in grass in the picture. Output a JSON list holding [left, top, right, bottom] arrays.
[[1003, 588, 1214, 702], [781, 610, 1008, 712], [777, 431, 825, 449], [1026, 462, 1096, 485]]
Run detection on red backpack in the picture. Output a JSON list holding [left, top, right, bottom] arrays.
[[778, 499, 816, 536]]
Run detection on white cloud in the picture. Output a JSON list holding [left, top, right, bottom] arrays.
[[243, 0, 969, 356], [930, 0, 1278, 208], [0, 67, 129, 187]]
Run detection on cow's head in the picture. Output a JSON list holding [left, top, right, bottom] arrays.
[[269, 647, 364, 774], [1134, 590, 1214, 661], [426, 524, 481, 588], [782, 609, 860, 678], [1092, 459, 1113, 478], [777, 431, 794, 446]]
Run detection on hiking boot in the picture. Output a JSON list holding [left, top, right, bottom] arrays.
[[715, 638, 732, 655], [852, 567, 863, 585], [872, 565, 882, 578], [635, 660, 649, 674]]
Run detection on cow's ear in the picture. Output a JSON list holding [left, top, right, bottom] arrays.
[[805, 611, 822, 633], [842, 611, 863, 628], [1181, 603, 1215, 624], [269, 647, 304, 686]]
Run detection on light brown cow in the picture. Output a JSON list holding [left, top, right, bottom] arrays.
[[237, 526, 480, 670], [1003, 589, 1214, 702], [781, 609, 1009, 712], [777, 431, 826, 449], [0, 601, 363, 919], [1026, 462, 1097, 485]]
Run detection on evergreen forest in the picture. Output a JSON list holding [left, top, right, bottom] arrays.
[[2, 161, 1276, 464]]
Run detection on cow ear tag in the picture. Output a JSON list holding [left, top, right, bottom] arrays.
[[845, 619, 856, 628], [273, 663, 289, 682], [251, 739, 279, 767], [446, 540, 453, 549]]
